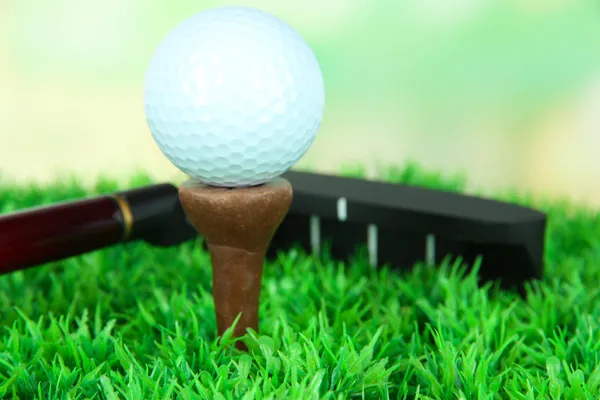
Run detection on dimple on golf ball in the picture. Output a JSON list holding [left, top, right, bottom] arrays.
[[144, 6, 325, 187]]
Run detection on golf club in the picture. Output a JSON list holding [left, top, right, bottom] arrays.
[[0, 170, 547, 289]]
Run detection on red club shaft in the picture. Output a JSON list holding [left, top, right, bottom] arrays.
[[0, 196, 125, 274]]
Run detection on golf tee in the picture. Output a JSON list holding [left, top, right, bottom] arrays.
[[178, 178, 293, 350]]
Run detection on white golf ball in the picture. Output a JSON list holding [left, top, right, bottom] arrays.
[[144, 6, 325, 187]]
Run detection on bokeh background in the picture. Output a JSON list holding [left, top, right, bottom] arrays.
[[1, 0, 600, 206]]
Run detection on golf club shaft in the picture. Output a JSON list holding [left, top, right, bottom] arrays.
[[0, 196, 127, 274]]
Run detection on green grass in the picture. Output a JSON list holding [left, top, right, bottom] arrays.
[[0, 165, 599, 399]]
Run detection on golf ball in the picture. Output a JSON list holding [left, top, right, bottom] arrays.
[[144, 6, 325, 187]]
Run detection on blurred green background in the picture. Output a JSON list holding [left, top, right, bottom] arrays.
[[1, 0, 600, 206]]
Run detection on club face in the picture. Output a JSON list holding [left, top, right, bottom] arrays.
[[269, 170, 547, 289]]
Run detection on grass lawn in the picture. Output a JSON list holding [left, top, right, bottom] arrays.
[[0, 165, 599, 399]]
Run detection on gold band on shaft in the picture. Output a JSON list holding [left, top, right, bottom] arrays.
[[112, 194, 134, 241]]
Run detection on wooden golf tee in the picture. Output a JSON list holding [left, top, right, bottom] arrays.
[[178, 177, 293, 350]]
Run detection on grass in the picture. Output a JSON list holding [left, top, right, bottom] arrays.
[[0, 164, 599, 399]]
